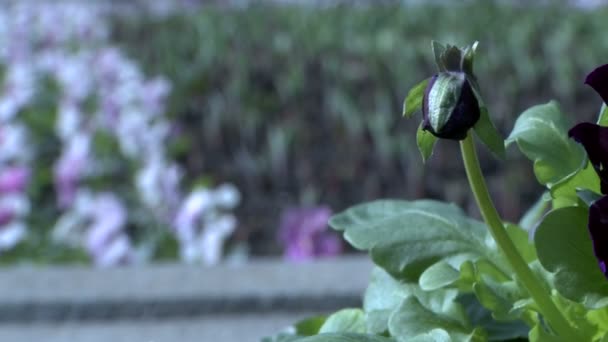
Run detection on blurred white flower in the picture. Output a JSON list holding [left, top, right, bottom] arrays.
[[52, 190, 132, 267], [0, 222, 26, 251], [174, 185, 240, 265]]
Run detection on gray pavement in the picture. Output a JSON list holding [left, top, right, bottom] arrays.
[[0, 256, 373, 342]]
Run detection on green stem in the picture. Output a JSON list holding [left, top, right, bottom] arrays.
[[459, 133, 579, 340]]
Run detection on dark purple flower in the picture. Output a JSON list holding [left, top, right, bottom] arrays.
[[588, 196, 608, 276], [278, 206, 343, 261], [585, 64, 608, 106], [569, 123, 608, 194], [568, 63, 608, 277]]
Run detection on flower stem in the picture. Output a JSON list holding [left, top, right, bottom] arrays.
[[459, 133, 579, 340]]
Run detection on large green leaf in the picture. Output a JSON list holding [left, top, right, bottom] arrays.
[[329, 200, 507, 282], [295, 333, 395, 342], [506, 101, 585, 187], [534, 206, 608, 308], [319, 309, 366, 334], [403, 78, 429, 119]]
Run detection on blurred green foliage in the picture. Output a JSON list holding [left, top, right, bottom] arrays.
[[113, 2, 608, 254]]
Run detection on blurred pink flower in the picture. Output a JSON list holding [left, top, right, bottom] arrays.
[[0, 166, 29, 193], [278, 206, 343, 261]]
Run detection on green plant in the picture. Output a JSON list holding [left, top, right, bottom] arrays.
[[263, 41, 608, 342]]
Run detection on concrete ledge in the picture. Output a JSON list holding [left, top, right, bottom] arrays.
[[0, 256, 373, 322]]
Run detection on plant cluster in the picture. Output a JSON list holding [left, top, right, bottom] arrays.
[[264, 42, 608, 341], [0, 3, 240, 266]]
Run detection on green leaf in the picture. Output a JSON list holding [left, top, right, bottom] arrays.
[[432, 40, 447, 72], [473, 278, 527, 321], [534, 206, 608, 308], [295, 333, 395, 342], [296, 316, 327, 335], [597, 103, 608, 126], [473, 106, 505, 159], [416, 123, 437, 163], [550, 163, 600, 208], [419, 260, 460, 291], [460, 294, 530, 341], [329, 200, 507, 283], [363, 267, 410, 334], [506, 224, 537, 263], [466, 76, 504, 159], [518, 192, 550, 232], [262, 315, 326, 341], [403, 78, 429, 118], [388, 295, 485, 341], [506, 101, 585, 187], [552, 293, 599, 340], [529, 324, 567, 342], [319, 309, 366, 334]]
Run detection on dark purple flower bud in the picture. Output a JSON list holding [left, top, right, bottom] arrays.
[[585, 64, 608, 105], [568, 123, 608, 194], [588, 196, 608, 277], [422, 72, 480, 140]]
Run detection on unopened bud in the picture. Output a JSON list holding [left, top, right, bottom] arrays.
[[422, 72, 480, 140]]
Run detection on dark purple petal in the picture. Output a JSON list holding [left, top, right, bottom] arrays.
[[585, 64, 608, 105], [588, 196, 608, 277], [568, 123, 608, 193]]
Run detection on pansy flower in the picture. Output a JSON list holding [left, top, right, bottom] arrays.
[[568, 63, 608, 276]]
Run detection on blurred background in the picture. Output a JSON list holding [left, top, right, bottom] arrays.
[[0, 0, 607, 340], [2, 0, 608, 267]]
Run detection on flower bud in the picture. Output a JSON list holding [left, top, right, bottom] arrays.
[[422, 72, 480, 140]]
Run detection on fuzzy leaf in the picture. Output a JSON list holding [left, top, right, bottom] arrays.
[[506, 101, 585, 187], [363, 267, 410, 335], [319, 309, 366, 334], [534, 206, 608, 309], [329, 200, 507, 283]]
